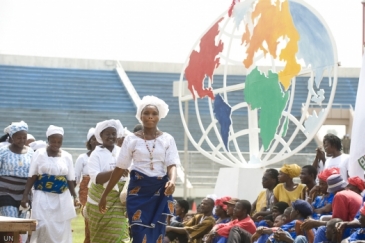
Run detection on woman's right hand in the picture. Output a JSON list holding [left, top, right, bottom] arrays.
[[20, 196, 28, 208], [99, 195, 107, 214]]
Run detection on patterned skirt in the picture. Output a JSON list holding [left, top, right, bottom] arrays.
[[79, 176, 91, 243], [86, 181, 129, 243], [79, 176, 90, 206], [127, 170, 174, 243]]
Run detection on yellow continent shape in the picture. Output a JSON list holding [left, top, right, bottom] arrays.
[[242, 0, 300, 90]]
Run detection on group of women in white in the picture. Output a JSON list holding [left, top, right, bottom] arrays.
[[0, 95, 180, 243]]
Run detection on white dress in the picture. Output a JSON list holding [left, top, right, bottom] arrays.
[[74, 153, 89, 184], [87, 145, 127, 205], [28, 148, 76, 243], [116, 133, 180, 176]]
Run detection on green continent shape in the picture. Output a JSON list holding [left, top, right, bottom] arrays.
[[244, 67, 290, 150]]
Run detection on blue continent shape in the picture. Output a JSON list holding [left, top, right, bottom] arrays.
[[289, 0, 335, 88], [213, 94, 232, 151]]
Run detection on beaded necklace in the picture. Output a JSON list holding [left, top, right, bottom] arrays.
[[143, 132, 157, 170]]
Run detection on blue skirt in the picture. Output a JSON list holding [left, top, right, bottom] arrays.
[[127, 170, 174, 243]]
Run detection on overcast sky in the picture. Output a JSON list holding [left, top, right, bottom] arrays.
[[0, 0, 362, 67]]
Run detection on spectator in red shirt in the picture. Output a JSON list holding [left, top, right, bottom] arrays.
[[301, 174, 362, 242], [327, 174, 362, 221], [205, 200, 256, 243]]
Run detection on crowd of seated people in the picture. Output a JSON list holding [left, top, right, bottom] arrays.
[[172, 132, 365, 243]]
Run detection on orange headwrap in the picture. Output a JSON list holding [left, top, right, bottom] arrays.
[[215, 196, 231, 211], [348, 176, 365, 192], [317, 167, 340, 182]]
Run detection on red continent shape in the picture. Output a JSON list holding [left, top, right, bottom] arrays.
[[184, 17, 224, 100], [228, 0, 240, 17]]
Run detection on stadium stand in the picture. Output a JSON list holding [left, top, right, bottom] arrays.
[[0, 64, 358, 187]]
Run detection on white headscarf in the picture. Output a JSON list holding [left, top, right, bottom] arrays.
[[87, 127, 96, 141], [27, 134, 35, 140], [9, 121, 28, 137], [94, 119, 123, 144], [29, 140, 47, 151], [135, 95, 169, 123], [3, 124, 11, 134], [117, 127, 131, 138], [46, 125, 64, 137]]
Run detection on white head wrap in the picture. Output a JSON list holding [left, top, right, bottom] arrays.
[[46, 125, 64, 137], [135, 95, 169, 123], [9, 121, 28, 137], [3, 125, 11, 134], [117, 127, 131, 138], [94, 119, 123, 144], [29, 140, 47, 151], [87, 127, 96, 141], [27, 134, 35, 140]]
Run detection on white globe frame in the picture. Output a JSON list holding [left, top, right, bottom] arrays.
[[178, 0, 338, 168]]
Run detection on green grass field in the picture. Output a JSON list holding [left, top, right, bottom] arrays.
[[71, 214, 85, 243]]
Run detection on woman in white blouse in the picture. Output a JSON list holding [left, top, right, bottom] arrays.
[[85, 119, 129, 243], [21, 125, 78, 243], [99, 96, 179, 243], [74, 127, 98, 243]]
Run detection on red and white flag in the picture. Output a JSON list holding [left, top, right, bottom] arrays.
[[349, 54, 365, 178]]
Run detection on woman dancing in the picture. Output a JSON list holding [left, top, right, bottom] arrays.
[[99, 95, 179, 243], [86, 119, 129, 243], [21, 125, 78, 243]]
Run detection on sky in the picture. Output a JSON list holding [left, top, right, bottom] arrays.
[[0, 0, 363, 67]]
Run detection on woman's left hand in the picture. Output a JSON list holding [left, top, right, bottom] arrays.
[[99, 195, 108, 214], [164, 181, 175, 196], [74, 198, 81, 207]]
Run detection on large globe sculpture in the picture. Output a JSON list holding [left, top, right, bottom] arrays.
[[178, 0, 338, 168]]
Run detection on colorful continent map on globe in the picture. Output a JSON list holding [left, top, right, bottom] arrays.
[[243, 0, 299, 150], [184, 17, 224, 100], [213, 94, 232, 151], [244, 68, 290, 150], [184, 0, 335, 152], [242, 0, 300, 91]]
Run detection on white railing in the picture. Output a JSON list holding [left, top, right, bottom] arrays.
[[304, 103, 354, 109], [115, 61, 141, 107]]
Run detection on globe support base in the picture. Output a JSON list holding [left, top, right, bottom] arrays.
[[214, 167, 265, 203]]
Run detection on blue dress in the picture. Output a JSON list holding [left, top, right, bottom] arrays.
[[0, 145, 33, 218]]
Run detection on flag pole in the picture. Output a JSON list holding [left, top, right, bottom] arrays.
[[348, 3, 365, 176], [362, 0, 365, 53]]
